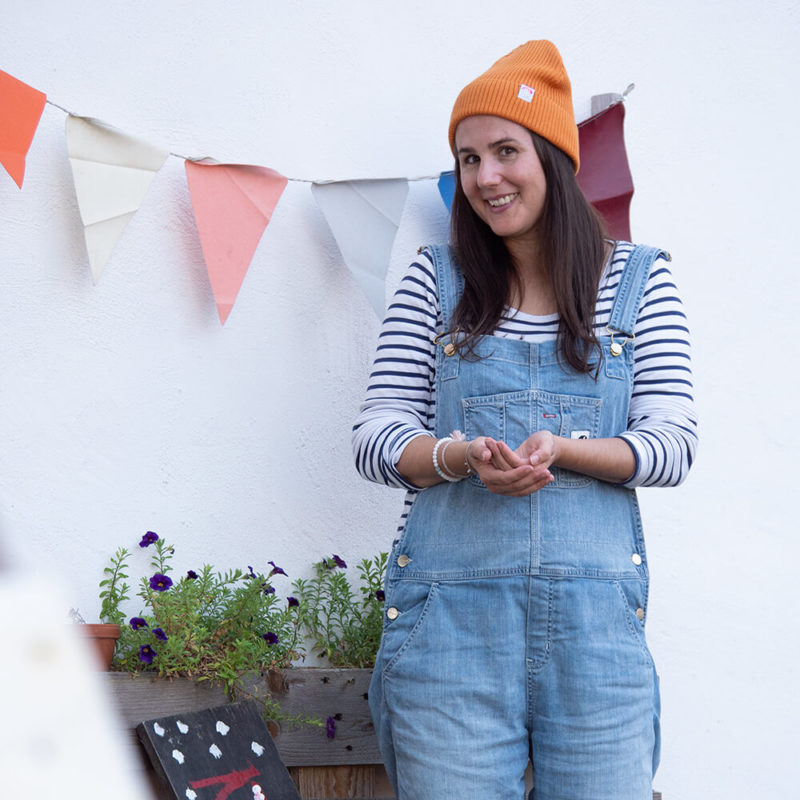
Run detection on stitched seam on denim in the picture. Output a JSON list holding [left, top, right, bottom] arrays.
[[608, 246, 668, 337], [627, 493, 650, 582], [614, 579, 655, 667], [527, 578, 554, 675], [428, 245, 453, 330], [549, 473, 595, 488], [462, 389, 603, 407], [391, 567, 642, 580], [609, 245, 648, 336]]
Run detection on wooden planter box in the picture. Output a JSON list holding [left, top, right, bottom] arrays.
[[104, 669, 663, 800], [103, 668, 394, 800]]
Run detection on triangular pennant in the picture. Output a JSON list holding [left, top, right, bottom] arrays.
[[0, 70, 47, 188], [577, 99, 634, 241], [438, 170, 456, 212], [184, 161, 288, 325], [66, 115, 168, 282], [311, 179, 409, 317]]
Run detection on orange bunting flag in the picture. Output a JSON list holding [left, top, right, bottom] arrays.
[[0, 70, 47, 188], [184, 161, 288, 325]]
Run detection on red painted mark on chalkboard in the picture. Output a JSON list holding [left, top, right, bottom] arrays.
[[190, 762, 261, 800]]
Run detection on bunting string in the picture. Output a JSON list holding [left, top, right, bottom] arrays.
[[47, 99, 445, 184], [2, 69, 633, 324]]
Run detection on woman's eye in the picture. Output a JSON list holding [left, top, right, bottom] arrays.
[[461, 154, 478, 167], [499, 146, 516, 157]]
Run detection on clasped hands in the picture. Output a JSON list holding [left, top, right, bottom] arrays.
[[467, 431, 558, 497]]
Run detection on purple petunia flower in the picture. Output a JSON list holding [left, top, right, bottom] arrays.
[[138, 644, 156, 664], [268, 560, 287, 577], [331, 554, 347, 569], [152, 627, 168, 641], [262, 632, 279, 645], [149, 573, 173, 592], [186, 570, 198, 580], [375, 590, 385, 602], [325, 716, 336, 739], [287, 596, 299, 608], [262, 584, 276, 596], [130, 616, 148, 630], [247, 565, 257, 579], [139, 531, 159, 548]]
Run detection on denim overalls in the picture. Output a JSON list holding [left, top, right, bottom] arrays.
[[369, 244, 669, 800]]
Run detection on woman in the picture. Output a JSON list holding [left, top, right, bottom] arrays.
[[352, 40, 697, 800]]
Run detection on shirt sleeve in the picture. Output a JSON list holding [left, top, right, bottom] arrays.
[[617, 256, 699, 487], [351, 249, 440, 489]]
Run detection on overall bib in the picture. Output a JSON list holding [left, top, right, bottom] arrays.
[[370, 244, 668, 800]]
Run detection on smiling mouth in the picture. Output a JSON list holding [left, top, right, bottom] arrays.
[[487, 193, 519, 208]]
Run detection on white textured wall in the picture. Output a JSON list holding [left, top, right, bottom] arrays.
[[1, 1, 797, 797]]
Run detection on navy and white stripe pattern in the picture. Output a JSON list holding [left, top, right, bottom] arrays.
[[352, 242, 698, 529]]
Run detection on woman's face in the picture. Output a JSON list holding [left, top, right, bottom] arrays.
[[454, 115, 547, 250]]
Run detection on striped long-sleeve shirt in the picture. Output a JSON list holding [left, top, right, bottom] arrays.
[[352, 241, 698, 531]]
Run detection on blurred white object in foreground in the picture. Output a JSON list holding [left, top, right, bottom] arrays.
[[0, 570, 152, 799]]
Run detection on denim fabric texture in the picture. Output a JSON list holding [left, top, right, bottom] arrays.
[[369, 244, 668, 800]]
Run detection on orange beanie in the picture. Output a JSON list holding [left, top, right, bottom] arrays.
[[448, 40, 579, 172]]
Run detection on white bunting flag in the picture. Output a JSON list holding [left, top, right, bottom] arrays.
[[66, 115, 168, 282], [311, 178, 409, 317]]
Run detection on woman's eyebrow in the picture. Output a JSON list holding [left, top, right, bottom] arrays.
[[456, 137, 521, 155]]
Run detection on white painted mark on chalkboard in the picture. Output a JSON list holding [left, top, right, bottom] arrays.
[[185, 789, 197, 800], [153, 722, 165, 737], [172, 749, 185, 764], [216, 720, 230, 736], [209, 743, 223, 759], [176, 720, 189, 734], [251, 740, 265, 756]]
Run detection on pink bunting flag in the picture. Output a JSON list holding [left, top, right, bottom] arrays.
[[184, 161, 288, 325], [0, 70, 47, 188]]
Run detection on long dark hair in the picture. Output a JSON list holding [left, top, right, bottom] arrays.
[[449, 130, 608, 375]]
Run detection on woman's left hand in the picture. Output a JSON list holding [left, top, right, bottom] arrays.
[[515, 430, 559, 470], [484, 434, 557, 495], [494, 431, 638, 485]]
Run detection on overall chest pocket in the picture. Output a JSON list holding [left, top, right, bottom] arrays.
[[462, 389, 602, 489]]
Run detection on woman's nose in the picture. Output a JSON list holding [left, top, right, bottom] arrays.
[[477, 158, 500, 188]]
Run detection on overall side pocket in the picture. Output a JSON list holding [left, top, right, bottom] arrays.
[[381, 580, 441, 676]]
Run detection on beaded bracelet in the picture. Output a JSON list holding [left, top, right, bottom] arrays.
[[432, 437, 461, 482], [450, 429, 475, 476], [439, 438, 464, 480]]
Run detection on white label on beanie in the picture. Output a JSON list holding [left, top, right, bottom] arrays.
[[517, 84, 535, 102]]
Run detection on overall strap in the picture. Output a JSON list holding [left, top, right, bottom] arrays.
[[426, 244, 464, 330], [607, 244, 671, 338]]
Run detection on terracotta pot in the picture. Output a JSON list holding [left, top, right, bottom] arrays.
[[80, 623, 121, 669]]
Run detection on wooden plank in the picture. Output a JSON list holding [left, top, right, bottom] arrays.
[[105, 669, 382, 767], [240, 668, 382, 767], [105, 672, 230, 726], [290, 765, 378, 800]]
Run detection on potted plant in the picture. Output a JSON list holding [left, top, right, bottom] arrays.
[[99, 532, 391, 799], [69, 544, 130, 668], [291, 551, 387, 669], [102, 531, 316, 723]]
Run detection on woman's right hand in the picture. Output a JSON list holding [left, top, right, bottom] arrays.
[[469, 437, 554, 497]]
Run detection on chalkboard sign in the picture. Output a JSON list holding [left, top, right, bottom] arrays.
[[137, 701, 301, 800]]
